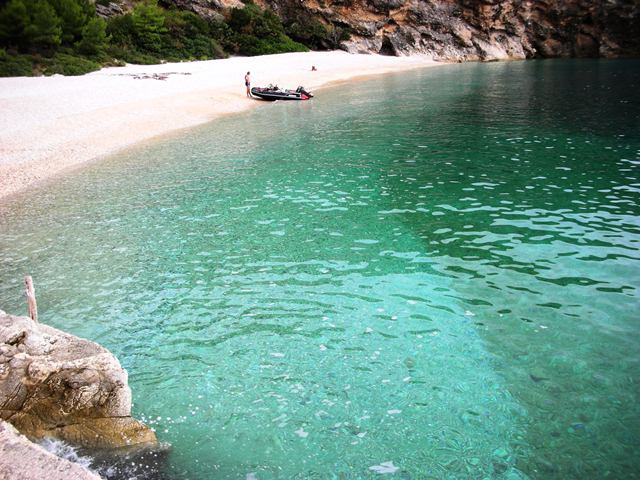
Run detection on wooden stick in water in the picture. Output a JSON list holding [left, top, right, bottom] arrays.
[[25, 276, 38, 322]]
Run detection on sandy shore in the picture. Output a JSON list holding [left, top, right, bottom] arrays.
[[0, 51, 440, 201]]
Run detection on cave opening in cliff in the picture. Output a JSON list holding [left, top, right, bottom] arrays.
[[379, 36, 396, 56]]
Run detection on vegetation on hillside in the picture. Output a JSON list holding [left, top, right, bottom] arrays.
[[0, 0, 346, 76], [283, 13, 350, 51]]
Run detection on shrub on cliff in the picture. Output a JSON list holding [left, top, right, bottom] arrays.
[[0, 48, 33, 75], [224, 3, 307, 56], [43, 51, 100, 74], [48, 0, 93, 44], [0, 0, 305, 76], [106, 2, 226, 63], [163, 9, 225, 60], [0, 0, 108, 75], [0, 0, 30, 50], [130, 0, 166, 53], [76, 17, 109, 56], [0, 0, 101, 53], [284, 15, 351, 51], [0, 0, 64, 52], [25, 0, 62, 51]]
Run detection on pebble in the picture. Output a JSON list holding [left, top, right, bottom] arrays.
[[493, 448, 509, 459], [538, 458, 558, 473], [493, 461, 508, 474]]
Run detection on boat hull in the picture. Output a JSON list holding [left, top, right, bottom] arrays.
[[251, 87, 313, 101]]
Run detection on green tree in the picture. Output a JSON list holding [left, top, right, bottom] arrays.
[[255, 9, 283, 38], [0, 47, 34, 75], [49, 0, 87, 44], [24, 0, 62, 51], [228, 6, 252, 33], [131, 0, 166, 53], [0, 0, 29, 49], [76, 16, 108, 56], [106, 13, 134, 46], [163, 10, 213, 59], [225, 3, 307, 56]]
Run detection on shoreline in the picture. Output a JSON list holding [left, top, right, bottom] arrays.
[[0, 51, 441, 202]]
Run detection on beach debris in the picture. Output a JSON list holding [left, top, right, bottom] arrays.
[[294, 428, 309, 438], [111, 72, 192, 81], [369, 461, 399, 474], [24, 276, 38, 322]]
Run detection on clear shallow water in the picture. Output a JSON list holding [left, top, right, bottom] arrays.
[[1, 59, 639, 479]]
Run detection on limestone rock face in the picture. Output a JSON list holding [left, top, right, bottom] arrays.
[[0, 312, 156, 449], [104, 0, 635, 59], [0, 420, 101, 480], [255, 0, 639, 59]]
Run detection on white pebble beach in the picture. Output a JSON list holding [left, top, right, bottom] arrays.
[[0, 51, 439, 201]]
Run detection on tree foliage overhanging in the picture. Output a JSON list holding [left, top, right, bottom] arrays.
[[0, 0, 347, 76]]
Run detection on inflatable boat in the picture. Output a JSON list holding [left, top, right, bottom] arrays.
[[251, 85, 313, 101]]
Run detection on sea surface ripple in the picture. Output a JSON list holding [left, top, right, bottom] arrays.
[[0, 59, 639, 479]]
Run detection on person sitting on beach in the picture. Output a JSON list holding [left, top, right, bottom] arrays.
[[311, 66, 317, 71], [245, 72, 251, 97]]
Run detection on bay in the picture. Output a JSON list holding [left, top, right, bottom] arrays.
[[0, 59, 639, 479]]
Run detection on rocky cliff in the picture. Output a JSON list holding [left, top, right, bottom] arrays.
[[116, 0, 639, 59], [255, 0, 639, 60], [0, 311, 156, 449]]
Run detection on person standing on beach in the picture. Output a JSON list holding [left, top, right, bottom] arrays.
[[245, 72, 251, 97]]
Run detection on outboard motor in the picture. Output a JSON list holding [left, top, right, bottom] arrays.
[[296, 86, 313, 98]]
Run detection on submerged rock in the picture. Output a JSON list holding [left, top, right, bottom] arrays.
[[0, 311, 156, 449]]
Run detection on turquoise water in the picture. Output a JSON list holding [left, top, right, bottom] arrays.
[[1, 59, 639, 479]]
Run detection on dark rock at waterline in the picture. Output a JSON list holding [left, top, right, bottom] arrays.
[[86, 442, 173, 480], [0, 311, 156, 449]]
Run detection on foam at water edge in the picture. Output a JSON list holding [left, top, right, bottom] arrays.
[[39, 437, 96, 471]]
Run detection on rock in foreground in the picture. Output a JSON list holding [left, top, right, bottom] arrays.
[[0, 420, 101, 480], [0, 311, 156, 449]]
